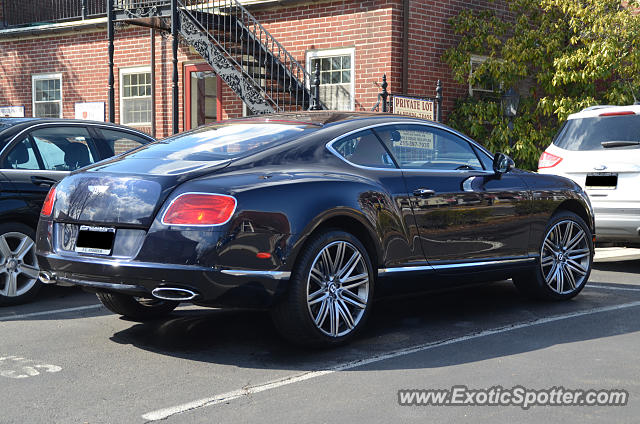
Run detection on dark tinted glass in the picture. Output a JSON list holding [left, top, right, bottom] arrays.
[[375, 125, 482, 170], [553, 115, 640, 151], [127, 123, 318, 161], [31, 127, 97, 171], [97, 128, 150, 156], [332, 130, 395, 168]]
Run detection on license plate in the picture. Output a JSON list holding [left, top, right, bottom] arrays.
[[586, 173, 618, 189], [75, 225, 116, 255]]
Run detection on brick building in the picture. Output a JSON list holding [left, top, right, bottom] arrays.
[[0, 0, 508, 138]]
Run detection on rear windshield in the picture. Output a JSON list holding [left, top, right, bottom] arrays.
[[127, 122, 317, 161], [553, 115, 640, 151]]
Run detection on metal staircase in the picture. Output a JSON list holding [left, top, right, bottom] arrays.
[[112, 0, 315, 114]]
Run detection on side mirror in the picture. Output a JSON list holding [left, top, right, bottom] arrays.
[[493, 152, 515, 175]]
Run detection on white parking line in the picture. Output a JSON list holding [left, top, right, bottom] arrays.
[[588, 284, 640, 292], [141, 300, 640, 421], [0, 304, 103, 322]]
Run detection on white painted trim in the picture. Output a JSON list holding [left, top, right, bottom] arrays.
[[32, 73, 63, 118], [119, 66, 152, 127], [305, 47, 356, 111]]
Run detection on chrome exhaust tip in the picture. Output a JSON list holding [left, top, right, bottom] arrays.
[[151, 287, 198, 301], [39, 271, 56, 285]]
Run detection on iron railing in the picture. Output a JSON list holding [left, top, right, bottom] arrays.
[[113, 0, 313, 111], [2, 0, 106, 28]]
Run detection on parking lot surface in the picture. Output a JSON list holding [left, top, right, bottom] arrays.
[[2, 249, 639, 423]]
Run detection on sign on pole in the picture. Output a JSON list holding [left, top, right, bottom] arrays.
[[392, 95, 435, 121]]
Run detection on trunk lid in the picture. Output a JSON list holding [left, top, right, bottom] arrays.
[[53, 159, 231, 227]]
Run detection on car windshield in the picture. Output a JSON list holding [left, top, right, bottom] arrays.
[[127, 122, 318, 161], [553, 114, 640, 151]]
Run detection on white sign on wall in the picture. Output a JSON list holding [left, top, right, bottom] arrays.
[[0, 106, 25, 117], [74, 102, 105, 121]]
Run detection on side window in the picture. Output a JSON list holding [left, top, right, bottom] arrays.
[[97, 129, 150, 156], [332, 130, 396, 168], [375, 125, 482, 170], [3, 138, 40, 169], [30, 127, 97, 171]]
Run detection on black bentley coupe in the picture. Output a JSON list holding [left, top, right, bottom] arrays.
[[35, 112, 594, 346]]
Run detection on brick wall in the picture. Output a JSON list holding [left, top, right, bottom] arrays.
[[406, 0, 511, 117], [0, 0, 508, 138]]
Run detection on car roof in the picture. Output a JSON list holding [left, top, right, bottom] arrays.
[[567, 104, 640, 120], [229, 110, 451, 125], [0, 118, 154, 147]]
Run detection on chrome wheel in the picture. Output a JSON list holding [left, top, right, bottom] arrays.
[[0, 232, 39, 298], [306, 241, 370, 337], [540, 219, 590, 295]]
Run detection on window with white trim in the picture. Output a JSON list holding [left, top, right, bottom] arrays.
[[120, 67, 152, 126], [469, 55, 500, 96], [32, 74, 62, 118], [307, 48, 355, 111]]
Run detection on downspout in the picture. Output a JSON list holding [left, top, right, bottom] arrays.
[[402, 0, 409, 94], [150, 28, 156, 138]]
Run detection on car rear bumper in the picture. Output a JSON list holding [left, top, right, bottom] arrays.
[[36, 252, 291, 308], [594, 214, 640, 244]]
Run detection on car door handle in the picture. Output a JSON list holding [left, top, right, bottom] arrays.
[[413, 188, 435, 197], [31, 176, 57, 187]]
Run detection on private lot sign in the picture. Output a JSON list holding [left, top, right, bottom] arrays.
[[392, 95, 435, 120]]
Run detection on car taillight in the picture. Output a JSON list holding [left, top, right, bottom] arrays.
[[538, 151, 563, 169], [41, 186, 56, 217], [599, 111, 635, 116], [162, 193, 237, 226]]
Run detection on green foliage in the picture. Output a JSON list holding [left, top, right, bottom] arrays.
[[443, 0, 640, 170]]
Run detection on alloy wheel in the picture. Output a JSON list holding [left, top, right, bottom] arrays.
[[0, 232, 40, 298], [306, 241, 370, 337], [540, 220, 590, 295]]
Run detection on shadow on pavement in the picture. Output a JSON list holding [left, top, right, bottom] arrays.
[[109, 280, 640, 372]]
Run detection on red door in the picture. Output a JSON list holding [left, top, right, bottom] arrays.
[[184, 64, 223, 130]]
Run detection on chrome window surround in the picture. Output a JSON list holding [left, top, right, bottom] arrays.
[[0, 122, 153, 166], [325, 121, 496, 174]]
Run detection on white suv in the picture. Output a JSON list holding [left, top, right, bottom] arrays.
[[539, 105, 640, 246]]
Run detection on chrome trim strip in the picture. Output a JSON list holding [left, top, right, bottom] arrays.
[[378, 257, 536, 275], [220, 269, 291, 280], [325, 120, 495, 173], [41, 252, 215, 271]]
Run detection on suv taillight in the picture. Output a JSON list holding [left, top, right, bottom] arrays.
[[162, 193, 237, 226], [41, 186, 56, 217], [538, 151, 563, 169]]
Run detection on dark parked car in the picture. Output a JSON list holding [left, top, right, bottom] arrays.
[[35, 112, 594, 346], [0, 118, 153, 305]]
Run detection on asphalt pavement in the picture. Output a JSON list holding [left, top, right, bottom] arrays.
[[1, 248, 639, 423]]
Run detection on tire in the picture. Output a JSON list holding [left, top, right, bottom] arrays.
[[513, 210, 593, 300], [96, 291, 179, 321], [271, 230, 374, 347], [0, 222, 41, 306]]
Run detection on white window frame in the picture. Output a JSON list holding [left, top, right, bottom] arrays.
[[469, 55, 502, 97], [119, 66, 152, 127], [32, 73, 63, 118], [306, 47, 355, 111]]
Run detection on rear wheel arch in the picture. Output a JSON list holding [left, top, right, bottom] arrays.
[[290, 212, 381, 277]]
